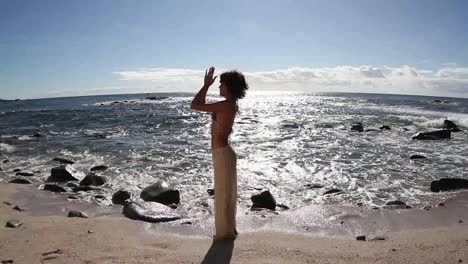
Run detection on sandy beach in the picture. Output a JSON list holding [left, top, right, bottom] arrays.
[[1, 183, 467, 264]]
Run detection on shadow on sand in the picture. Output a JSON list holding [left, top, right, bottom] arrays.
[[201, 239, 234, 264]]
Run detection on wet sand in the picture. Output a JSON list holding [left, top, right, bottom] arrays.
[[1, 183, 468, 264]]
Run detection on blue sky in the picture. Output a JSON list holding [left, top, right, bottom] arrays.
[[1, 0, 467, 99]]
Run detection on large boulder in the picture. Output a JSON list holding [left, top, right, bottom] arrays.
[[430, 178, 468, 192], [46, 165, 83, 183], [251, 190, 276, 210], [123, 200, 180, 223], [80, 173, 106, 186], [350, 122, 364, 132], [444, 120, 462, 132], [140, 182, 180, 206], [412, 130, 451, 140]]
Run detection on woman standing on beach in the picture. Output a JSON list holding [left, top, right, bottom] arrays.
[[191, 66, 248, 240]]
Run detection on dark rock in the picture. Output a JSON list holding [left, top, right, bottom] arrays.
[[357, 202, 363, 207], [181, 221, 192, 225], [432, 99, 443, 103], [66, 182, 79, 188], [112, 190, 131, 205], [2, 160, 9, 164], [68, 195, 78, 200], [0, 167, 2, 171], [15, 172, 33, 177], [385, 200, 406, 206], [365, 129, 380, 132], [140, 182, 180, 205], [384, 200, 411, 209], [67, 210, 88, 218], [52, 157, 75, 164], [350, 122, 364, 132], [430, 178, 468, 192], [379, 125, 391, 130], [1, 259, 14, 264], [42, 184, 67, 193], [79, 173, 106, 186], [3, 201, 12, 206], [444, 120, 462, 132], [323, 189, 343, 195], [371, 237, 386, 241], [437, 202, 445, 207], [123, 201, 180, 223], [356, 235, 366, 241], [8, 178, 31, 184], [5, 219, 23, 228], [13, 169, 21, 172], [146, 96, 168, 101], [304, 183, 324, 189], [94, 195, 106, 200], [207, 189, 214, 196], [459, 220, 464, 224], [32, 132, 44, 138], [412, 130, 451, 140], [46, 165, 82, 182], [410, 155, 427, 160], [423, 205, 431, 210], [90, 165, 108, 171], [72, 186, 102, 192], [251, 190, 276, 210], [277, 203, 290, 210], [403, 128, 410, 131], [12, 205, 26, 212]]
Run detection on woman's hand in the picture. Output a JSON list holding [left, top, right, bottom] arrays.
[[204, 67, 217, 87]]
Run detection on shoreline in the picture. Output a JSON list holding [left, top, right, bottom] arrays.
[[1, 183, 468, 263]]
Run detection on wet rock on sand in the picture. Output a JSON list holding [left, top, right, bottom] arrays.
[[140, 181, 180, 206], [5, 219, 23, 228], [67, 210, 89, 218], [8, 178, 32, 184], [42, 184, 67, 193], [123, 200, 180, 223], [112, 190, 131, 205], [46, 165, 82, 182]]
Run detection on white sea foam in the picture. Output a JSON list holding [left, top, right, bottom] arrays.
[[0, 143, 15, 152]]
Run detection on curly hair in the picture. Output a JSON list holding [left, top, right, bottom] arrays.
[[220, 70, 249, 100]]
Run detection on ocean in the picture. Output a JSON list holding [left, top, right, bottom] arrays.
[[1, 92, 468, 235]]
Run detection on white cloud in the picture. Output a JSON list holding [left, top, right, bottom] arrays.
[[112, 65, 468, 98]]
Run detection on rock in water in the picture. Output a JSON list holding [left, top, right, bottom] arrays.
[[430, 178, 468, 192], [410, 155, 427, 160], [379, 125, 391, 130], [46, 165, 82, 182], [412, 130, 451, 140], [444, 120, 462, 132], [140, 182, 180, 205], [9, 178, 31, 184], [42, 184, 67, 193], [90, 165, 108, 171], [350, 122, 364, 132], [324, 189, 343, 195], [251, 190, 276, 210], [79, 173, 106, 186], [52, 157, 75, 164], [123, 200, 180, 223], [15, 172, 33, 177]]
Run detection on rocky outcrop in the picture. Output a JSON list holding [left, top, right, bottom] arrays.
[[140, 182, 180, 206], [412, 130, 451, 140], [430, 178, 468, 192]]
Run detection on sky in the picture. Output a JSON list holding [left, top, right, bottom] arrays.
[[1, 0, 467, 99]]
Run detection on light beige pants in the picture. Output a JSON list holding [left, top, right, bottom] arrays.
[[212, 146, 238, 238]]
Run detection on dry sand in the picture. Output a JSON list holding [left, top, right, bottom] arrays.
[[1, 183, 468, 264]]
